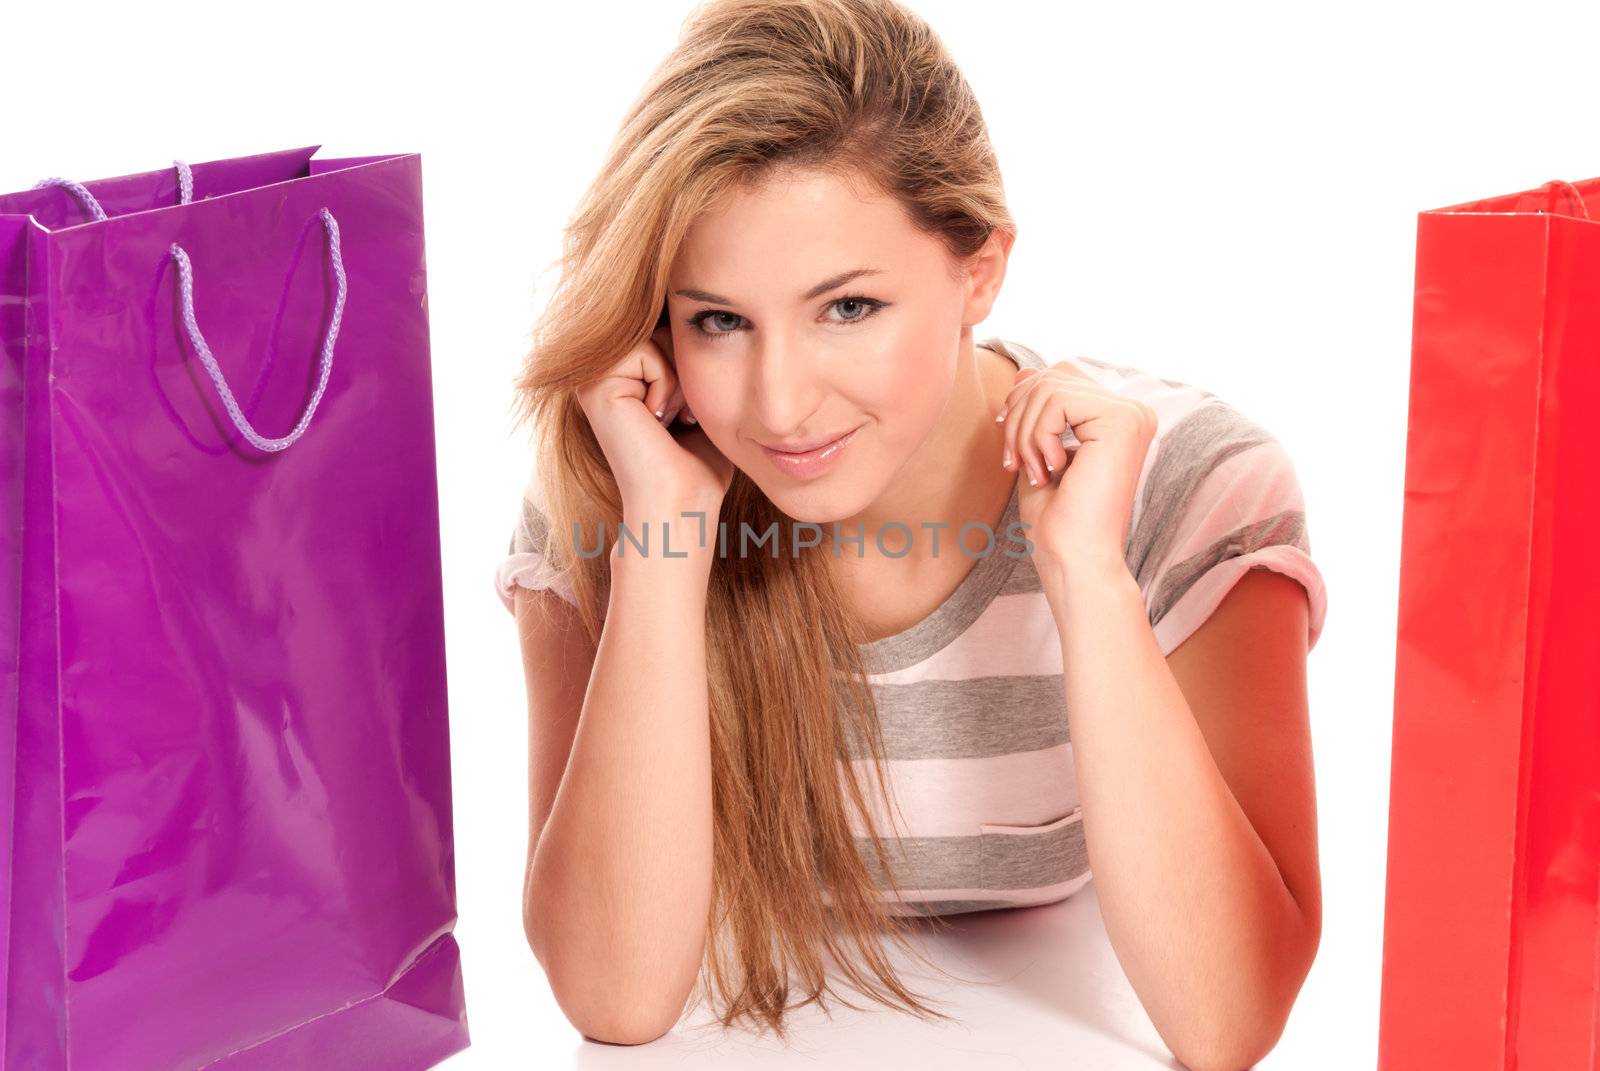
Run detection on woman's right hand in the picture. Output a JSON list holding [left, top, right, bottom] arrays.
[[575, 325, 735, 522]]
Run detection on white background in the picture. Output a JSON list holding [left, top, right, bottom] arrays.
[[6, 0, 1597, 1066]]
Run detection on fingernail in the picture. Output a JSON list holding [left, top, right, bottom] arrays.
[[1045, 460, 1054, 472], [1028, 473, 1037, 487], [654, 408, 665, 419], [685, 414, 698, 425], [995, 409, 1007, 423], [1003, 447, 1012, 468]]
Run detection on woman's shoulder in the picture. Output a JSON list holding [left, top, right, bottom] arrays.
[[991, 338, 1325, 652], [495, 448, 580, 612], [1090, 356, 1322, 655], [989, 337, 1219, 417], [990, 338, 1281, 477]]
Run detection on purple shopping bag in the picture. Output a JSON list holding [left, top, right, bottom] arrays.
[[0, 147, 468, 1070]]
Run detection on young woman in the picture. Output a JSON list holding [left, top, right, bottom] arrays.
[[495, 0, 1329, 1063]]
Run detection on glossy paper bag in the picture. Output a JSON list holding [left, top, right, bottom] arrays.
[[0, 147, 469, 1069], [1379, 177, 1600, 1071]]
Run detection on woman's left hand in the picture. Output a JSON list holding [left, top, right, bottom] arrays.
[[998, 360, 1157, 577]]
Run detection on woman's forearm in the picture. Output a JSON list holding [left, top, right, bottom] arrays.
[[1041, 559, 1313, 1071], [525, 511, 717, 1040]]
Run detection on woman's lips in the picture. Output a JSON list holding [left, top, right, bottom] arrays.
[[759, 426, 862, 480]]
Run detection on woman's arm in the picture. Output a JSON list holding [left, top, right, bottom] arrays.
[[997, 358, 1319, 1069], [520, 507, 718, 1046], [1042, 557, 1320, 1071]]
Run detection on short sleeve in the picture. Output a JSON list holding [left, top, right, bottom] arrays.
[[1130, 403, 1328, 657], [494, 468, 580, 614]]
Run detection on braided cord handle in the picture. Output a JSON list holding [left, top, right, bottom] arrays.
[[32, 160, 347, 452]]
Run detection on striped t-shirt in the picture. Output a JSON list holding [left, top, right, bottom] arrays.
[[496, 337, 1328, 917]]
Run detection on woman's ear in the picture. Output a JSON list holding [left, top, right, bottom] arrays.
[[962, 226, 1015, 328]]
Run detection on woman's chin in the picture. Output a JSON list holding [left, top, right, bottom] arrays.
[[760, 477, 877, 528]]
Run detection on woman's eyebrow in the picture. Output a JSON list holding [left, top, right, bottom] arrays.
[[671, 267, 886, 306]]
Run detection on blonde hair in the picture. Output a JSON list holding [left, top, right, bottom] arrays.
[[511, 0, 1015, 1037]]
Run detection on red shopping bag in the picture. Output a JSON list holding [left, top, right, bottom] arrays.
[[1379, 177, 1600, 1070]]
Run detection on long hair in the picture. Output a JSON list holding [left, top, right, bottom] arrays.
[[510, 0, 1016, 1037]]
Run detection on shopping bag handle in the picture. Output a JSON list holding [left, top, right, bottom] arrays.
[[35, 159, 346, 453], [168, 207, 348, 453], [1542, 179, 1593, 221], [34, 159, 195, 221]]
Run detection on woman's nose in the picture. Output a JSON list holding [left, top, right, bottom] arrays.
[[751, 336, 823, 433]]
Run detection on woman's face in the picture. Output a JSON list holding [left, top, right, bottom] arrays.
[[665, 166, 1000, 523]]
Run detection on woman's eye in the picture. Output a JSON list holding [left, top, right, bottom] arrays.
[[827, 296, 886, 324], [687, 310, 744, 340]]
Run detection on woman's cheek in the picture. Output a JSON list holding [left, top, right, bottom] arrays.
[[885, 348, 954, 433], [682, 382, 743, 446]]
